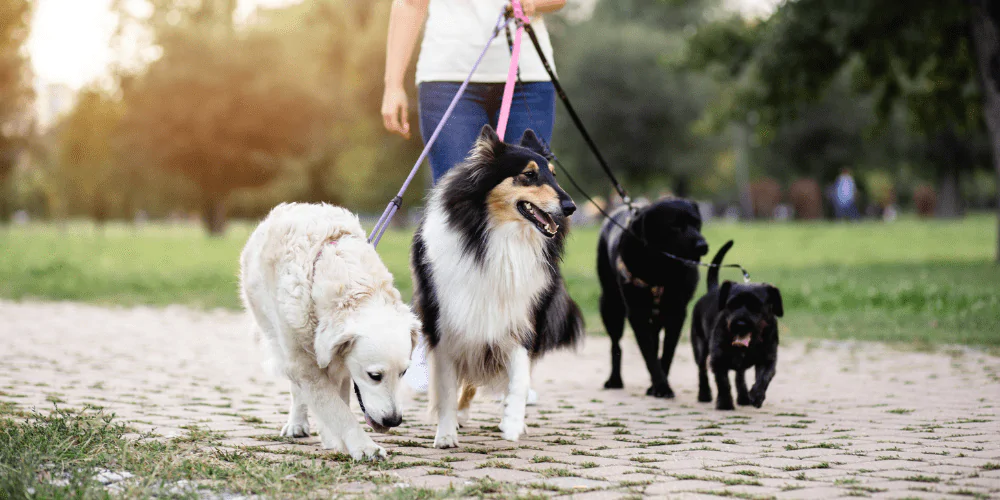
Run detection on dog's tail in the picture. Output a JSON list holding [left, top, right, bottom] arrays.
[[706, 240, 734, 292]]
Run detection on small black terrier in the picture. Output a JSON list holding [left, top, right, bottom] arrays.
[[691, 241, 783, 410], [597, 199, 708, 398]]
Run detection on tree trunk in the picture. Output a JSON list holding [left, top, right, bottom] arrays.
[[733, 124, 753, 220], [306, 157, 328, 204], [0, 176, 10, 225], [936, 166, 963, 218], [202, 195, 227, 236], [970, 2, 1000, 262]]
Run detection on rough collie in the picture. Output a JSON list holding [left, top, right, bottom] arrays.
[[411, 126, 584, 448]]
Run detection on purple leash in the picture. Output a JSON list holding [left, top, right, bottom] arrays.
[[368, 8, 509, 248]]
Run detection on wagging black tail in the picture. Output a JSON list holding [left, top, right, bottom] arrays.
[[707, 240, 734, 291]]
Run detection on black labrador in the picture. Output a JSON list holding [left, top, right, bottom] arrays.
[[597, 199, 708, 397]]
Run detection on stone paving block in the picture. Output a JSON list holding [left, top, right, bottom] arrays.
[[456, 467, 544, 483], [559, 489, 635, 500], [537, 476, 611, 490], [773, 486, 852, 499], [403, 474, 463, 489], [643, 479, 724, 495]]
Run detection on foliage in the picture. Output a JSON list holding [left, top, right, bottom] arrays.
[[688, 0, 981, 135], [53, 89, 125, 221], [120, 26, 332, 233], [0, 0, 33, 220], [1, 216, 998, 346], [108, 0, 426, 232], [255, 0, 425, 213], [550, 0, 724, 195]]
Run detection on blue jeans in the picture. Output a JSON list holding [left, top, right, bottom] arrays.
[[418, 81, 555, 183]]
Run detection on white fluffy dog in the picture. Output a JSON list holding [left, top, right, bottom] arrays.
[[239, 203, 418, 461]]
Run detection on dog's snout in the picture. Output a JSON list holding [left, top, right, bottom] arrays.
[[382, 412, 403, 428], [695, 240, 709, 256], [561, 199, 577, 217]]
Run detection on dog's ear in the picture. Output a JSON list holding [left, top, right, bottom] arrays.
[[766, 285, 784, 317], [478, 124, 501, 147], [518, 129, 548, 157], [314, 323, 358, 369], [687, 200, 703, 222], [469, 124, 502, 164], [718, 280, 733, 306]]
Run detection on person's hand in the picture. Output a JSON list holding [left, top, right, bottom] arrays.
[[381, 85, 411, 139], [507, 0, 535, 18]]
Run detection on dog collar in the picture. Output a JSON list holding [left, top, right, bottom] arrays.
[[616, 255, 664, 319]]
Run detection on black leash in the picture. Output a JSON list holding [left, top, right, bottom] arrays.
[[520, 21, 633, 211], [505, 17, 751, 283]]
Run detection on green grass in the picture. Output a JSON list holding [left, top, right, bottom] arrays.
[[1, 405, 503, 498], [1, 214, 999, 345], [0, 406, 375, 498]]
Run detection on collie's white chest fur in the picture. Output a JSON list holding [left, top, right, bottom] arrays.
[[422, 205, 549, 352]]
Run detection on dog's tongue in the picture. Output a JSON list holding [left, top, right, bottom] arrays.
[[533, 211, 556, 231], [732, 334, 752, 348], [364, 413, 389, 433]]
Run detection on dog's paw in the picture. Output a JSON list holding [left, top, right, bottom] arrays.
[[645, 383, 675, 398], [499, 416, 525, 442], [434, 428, 459, 449], [737, 393, 752, 406], [697, 389, 713, 403], [603, 376, 624, 390], [280, 421, 311, 439], [715, 399, 735, 411], [347, 439, 386, 462], [320, 433, 347, 453], [749, 390, 766, 408]]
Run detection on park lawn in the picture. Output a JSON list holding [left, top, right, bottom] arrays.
[[0, 215, 997, 347]]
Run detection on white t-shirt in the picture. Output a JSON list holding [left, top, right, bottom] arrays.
[[415, 0, 557, 84]]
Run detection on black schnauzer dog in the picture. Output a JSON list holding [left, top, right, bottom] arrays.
[[691, 241, 783, 410], [597, 199, 708, 398]]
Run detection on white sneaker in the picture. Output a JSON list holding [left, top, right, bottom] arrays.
[[405, 338, 429, 394]]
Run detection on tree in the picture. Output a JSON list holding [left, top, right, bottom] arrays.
[[550, 0, 724, 196], [255, 0, 424, 212], [688, 0, 1000, 260], [0, 0, 33, 222], [54, 89, 125, 224], [117, 1, 333, 234]]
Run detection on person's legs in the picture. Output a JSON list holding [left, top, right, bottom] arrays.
[[492, 81, 556, 145], [419, 82, 493, 183]]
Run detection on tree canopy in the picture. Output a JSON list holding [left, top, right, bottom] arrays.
[[688, 0, 1000, 253]]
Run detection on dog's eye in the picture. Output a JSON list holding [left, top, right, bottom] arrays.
[[368, 372, 383, 382], [399, 368, 407, 378], [522, 170, 537, 180]]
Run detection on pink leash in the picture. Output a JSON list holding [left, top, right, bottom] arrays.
[[496, 0, 529, 141]]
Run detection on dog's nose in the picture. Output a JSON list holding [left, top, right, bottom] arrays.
[[561, 200, 576, 217], [382, 413, 403, 428], [696, 240, 709, 256], [732, 318, 752, 331]]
